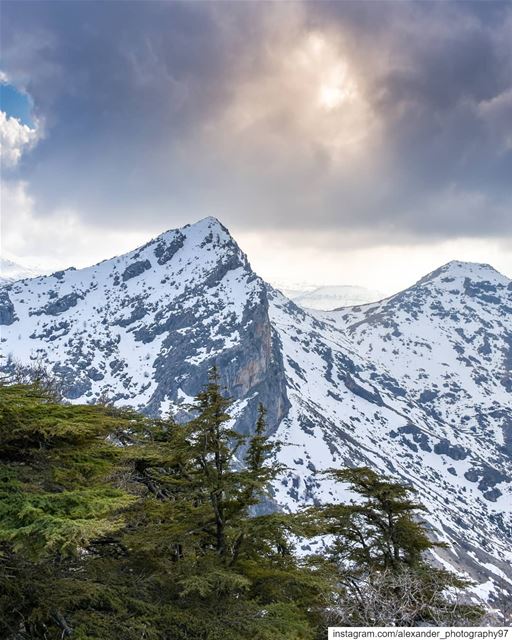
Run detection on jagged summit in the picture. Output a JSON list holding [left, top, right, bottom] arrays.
[[1, 216, 261, 403], [154, 215, 229, 245], [441, 259, 498, 273], [416, 260, 509, 288], [9, 217, 241, 287], [0, 216, 287, 439], [184, 215, 226, 230]]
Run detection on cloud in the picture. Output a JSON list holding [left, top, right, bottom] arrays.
[[0, 0, 511, 262], [237, 227, 512, 294], [479, 88, 512, 152], [0, 111, 39, 167], [1, 179, 153, 270]]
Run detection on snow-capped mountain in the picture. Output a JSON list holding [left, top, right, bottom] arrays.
[[1, 217, 510, 600], [274, 282, 384, 310], [0, 218, 287, 436], [0, 258, 45, 286], [270, 262, 512, 600]]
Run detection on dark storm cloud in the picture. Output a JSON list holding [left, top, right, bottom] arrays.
[[304, 0, 512, 240], [1, 0, 511, 244], [1, 1, 261, 224]]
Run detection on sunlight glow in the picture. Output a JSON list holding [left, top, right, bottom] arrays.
[[319, 84, 344, 109], [217, 28, 379, 161]]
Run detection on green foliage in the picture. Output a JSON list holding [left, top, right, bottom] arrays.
[[0, 379, 481, 638], [319, 466, 437, 570], [0, 383, 145, 638], [0, 384, 139, 559], [0, 375, 325, 639], [308, 467, 482, 627], [98, 367, 324, 638]]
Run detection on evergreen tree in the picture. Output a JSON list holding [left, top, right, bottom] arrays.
[[0, 373, 328, 639], [103, 367, 327, 639], [0, 380, 482, 638], [312, 467, 482, 627], [0, 383, 142, 638], [320, 467, 435, 570]]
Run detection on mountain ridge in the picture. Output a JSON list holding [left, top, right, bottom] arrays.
[[1, 217, 510, 601]]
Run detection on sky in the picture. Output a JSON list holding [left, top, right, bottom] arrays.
[[1, 0, 511, 294]]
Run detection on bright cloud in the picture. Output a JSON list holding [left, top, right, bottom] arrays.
[[0, 111, 39, 167], [1, 179, 154, 271], [217, 27, 379, 160]]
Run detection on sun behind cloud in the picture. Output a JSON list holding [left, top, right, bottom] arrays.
[[215, 27, 379, 163], [302, 33, 358, 111]]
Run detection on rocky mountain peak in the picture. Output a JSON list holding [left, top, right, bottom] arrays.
[[416, 260, 509, 290], [1, 220, 510, 601], [0, 217, 288, 443]]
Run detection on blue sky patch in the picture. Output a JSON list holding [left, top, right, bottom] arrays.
[[0, 82, 35, 128]]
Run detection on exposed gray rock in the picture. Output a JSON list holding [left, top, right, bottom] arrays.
[[154, 232, 185, 265], [122, 259, 152, 282], [434, 438, 468, 460], [0, 289, 17, 325], [343, 373, 383, 406], [35, 292, 83, 316]]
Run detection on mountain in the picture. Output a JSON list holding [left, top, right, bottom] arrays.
[[270, 261, 512, 600], [274, 282, 384, 310], [0, 258, 45, 285], [1, 217, 510, 600], [0, 218, 287, 437]]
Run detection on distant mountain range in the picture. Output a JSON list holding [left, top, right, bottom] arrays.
[[275, 283, 385, 310], [1, 217, 510, 601], [0, 258, 46, 285]]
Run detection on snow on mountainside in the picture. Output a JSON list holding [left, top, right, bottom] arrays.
[[0, 218, 288, 436], [270, 262, 512, 598], [274, 282, 384, 310], [0, 218, 510, 600]]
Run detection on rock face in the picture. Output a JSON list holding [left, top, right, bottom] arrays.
[[0, 290, 17, 325], [1, 219, 510, 600], [0, 217, 288, 438]]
